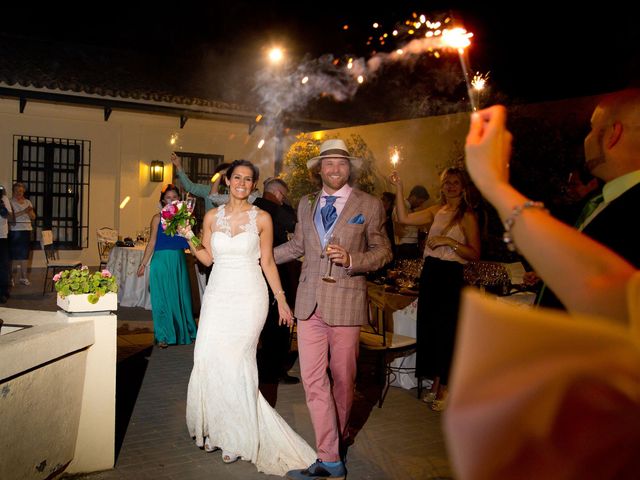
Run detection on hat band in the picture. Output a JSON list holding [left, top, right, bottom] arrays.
[[319, 148, 351, 157]]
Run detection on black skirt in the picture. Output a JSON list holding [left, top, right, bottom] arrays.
[[415, 256, 464, 384]]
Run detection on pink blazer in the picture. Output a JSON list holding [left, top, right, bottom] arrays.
[[275, 188, 392, 326]]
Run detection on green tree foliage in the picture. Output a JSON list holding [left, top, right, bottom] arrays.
[[279, 134, 320, 208]]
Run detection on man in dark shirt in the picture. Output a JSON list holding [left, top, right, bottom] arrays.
[[540, 88, 640, 309]]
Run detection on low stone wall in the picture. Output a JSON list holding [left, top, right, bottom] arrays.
[[0, 307, 116, 479]]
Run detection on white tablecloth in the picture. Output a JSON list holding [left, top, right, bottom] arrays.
[[390, 298, 419, 389], [390, 289, 537, 390], [106, 245, 151, 310]]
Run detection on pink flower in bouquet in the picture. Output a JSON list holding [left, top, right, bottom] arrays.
[[101, 269, 112, 278], [161, 204, 177, 222], [160, 200, 201, 247], [53, 273, 62, 282]]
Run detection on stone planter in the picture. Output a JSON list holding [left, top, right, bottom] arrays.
[[57, 292, 118, 313]]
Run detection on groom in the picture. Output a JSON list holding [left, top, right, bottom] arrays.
[[275, 139, 392, 479]]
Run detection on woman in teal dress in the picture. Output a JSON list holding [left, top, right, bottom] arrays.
[[138, 184, 197, 348]]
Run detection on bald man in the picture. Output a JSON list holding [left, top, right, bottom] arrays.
[[541, 88, 640, 309]]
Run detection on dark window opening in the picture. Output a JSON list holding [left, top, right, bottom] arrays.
[[13, 136, 90, 249], [173, 151, 224, 224]]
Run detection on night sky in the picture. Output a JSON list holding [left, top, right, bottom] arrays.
[[3, 2, 639, 107]]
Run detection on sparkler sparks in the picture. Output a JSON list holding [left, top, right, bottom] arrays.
[[472, 72, 489, 91], [390, 146, 400, 168], [254, 10, 482, 157], [471, 72, 490, 109]]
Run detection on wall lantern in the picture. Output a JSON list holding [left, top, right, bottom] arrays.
[[150, 160, 164, 182]]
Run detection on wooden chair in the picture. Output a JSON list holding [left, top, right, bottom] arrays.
[[41, 230, 82, 294], [360, 295, 417, 407], [96, 227, 118, 270]]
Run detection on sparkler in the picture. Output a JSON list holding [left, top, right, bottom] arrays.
[[471, 72, 489, 109], [255, 11, 482, 159], [390, 146, 400, 168], [169, 133, 183, 151], [360, 12, 479, 111], [441, 27, 476, 111]]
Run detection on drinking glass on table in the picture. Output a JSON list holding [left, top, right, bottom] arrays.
[[322, 233, 340, 283]]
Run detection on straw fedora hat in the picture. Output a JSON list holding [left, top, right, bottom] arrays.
[[306, 139, 362, 170]]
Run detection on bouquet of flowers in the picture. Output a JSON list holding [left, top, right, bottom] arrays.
[[160, 199, 201, 246], [54, 266, 118, 304]]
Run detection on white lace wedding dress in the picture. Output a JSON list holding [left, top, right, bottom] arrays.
[[186, 205, 315, 476]]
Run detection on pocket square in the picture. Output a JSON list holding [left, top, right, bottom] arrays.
[[348, 213, 365, 224]]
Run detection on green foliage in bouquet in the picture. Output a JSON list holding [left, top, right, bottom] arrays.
[[54, 267, 118, 304]]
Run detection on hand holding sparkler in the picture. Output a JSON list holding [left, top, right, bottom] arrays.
[[170, 152, 182, 171], [389, 170, 403, 189], [465, 106, 513, 200]]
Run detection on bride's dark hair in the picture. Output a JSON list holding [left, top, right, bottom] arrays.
[[226, 159, 259, 182]]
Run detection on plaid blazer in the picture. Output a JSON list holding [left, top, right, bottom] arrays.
[[274, 188, 392, 326]]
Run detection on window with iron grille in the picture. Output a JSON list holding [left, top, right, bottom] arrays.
[[173, 151, 224, 224], [13, 135, 90, 249]]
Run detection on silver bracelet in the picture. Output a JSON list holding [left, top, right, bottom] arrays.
[[503, 201, 547, 252]]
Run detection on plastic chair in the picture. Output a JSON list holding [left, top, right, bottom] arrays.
[[96, 227, 118, 270], [41, 230, 82, 294]]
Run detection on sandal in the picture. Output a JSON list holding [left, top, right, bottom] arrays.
[[431, 399, 447, 412], [422, 392, 436, 404], [222, 451, 240, 464]]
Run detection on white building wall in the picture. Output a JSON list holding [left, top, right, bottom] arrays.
[[0, 98, 275, 267]]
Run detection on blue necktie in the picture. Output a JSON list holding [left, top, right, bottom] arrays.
[[321, 195, 338, 231]]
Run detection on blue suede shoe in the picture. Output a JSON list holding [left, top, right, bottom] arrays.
[[286, 459, 347, 479]]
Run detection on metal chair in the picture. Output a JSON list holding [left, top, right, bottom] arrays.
[[41, 230, 82, 294], [96, 227, 118, 270], [359, 295, 416, 407]]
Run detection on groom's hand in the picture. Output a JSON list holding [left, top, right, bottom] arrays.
[[328, 244, 350, 268]]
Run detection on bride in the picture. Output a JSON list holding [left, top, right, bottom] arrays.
[[181, 159, 315, 475]]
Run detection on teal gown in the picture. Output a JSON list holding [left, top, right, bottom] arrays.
[[149, 226, 197, 345]]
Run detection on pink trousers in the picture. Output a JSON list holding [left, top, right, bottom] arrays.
[[297, 310, 360, 462]]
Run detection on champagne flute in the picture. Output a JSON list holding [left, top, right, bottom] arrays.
[[186, 194, 196, 213], [322, 233, 340, 283]]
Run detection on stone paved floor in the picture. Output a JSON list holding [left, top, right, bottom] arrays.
[[5, 268, 453, 480]]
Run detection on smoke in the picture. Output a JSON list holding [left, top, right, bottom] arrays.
[[253, 54, 364, 121], [252, 33, 469, 130]]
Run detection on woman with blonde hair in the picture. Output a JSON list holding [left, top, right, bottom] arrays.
[[390, 167, 481, 410]]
